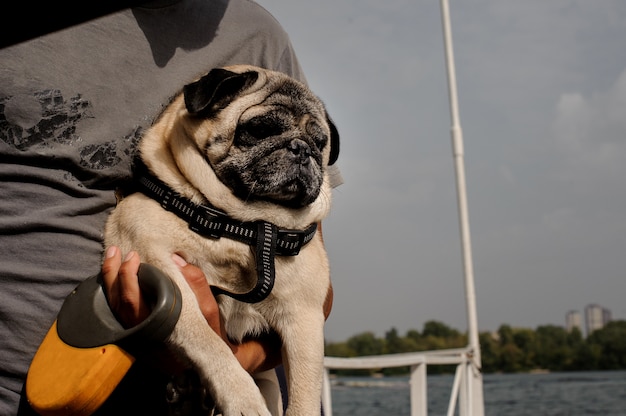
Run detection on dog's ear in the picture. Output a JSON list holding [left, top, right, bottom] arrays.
[[183, 68, 259, 117], [326, 115, 340, 166]]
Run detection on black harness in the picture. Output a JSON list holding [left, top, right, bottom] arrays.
[[132, 160, 317, 303]]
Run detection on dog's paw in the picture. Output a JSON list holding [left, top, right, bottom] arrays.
[[212, 375, 272, 416], [216, 390, 272, 416]]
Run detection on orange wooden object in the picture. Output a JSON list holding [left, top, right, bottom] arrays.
[[26, 321, 135, 416]]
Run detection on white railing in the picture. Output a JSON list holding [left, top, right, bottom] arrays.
[[322, 346, 483, 416]]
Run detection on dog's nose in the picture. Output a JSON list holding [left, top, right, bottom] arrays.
[[289, 139, 311, 164]]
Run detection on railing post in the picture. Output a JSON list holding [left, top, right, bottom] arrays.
[[446, 362, 463, 416], [321, 368, 332, 416], [409, 362, 427, 416], [459, 361, 468, 416]]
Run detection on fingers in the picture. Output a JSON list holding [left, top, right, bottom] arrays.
[[172, 254, 223, 336], [101, 249, 284, 374], [170, 255, 278, 372], [102, 248, 222, 333], [101, 245, 123, 297], [102, 246, 150, 328]]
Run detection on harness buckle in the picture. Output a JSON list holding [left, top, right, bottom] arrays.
[[277, 227, 310, 256]]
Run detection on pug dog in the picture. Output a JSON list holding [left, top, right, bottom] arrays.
[[104, 65, 339, 415]]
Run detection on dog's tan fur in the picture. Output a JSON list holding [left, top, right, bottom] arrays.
[[104, 66, 335, 415]]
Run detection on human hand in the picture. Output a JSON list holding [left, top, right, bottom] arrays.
[[101, 246, 281, 373], [101, 246, 150, 328], [169, 253, 283, 373]]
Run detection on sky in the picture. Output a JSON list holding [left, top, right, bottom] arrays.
[[256, 0, 626, 343]]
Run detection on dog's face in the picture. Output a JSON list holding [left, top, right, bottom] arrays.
[[181, 66, 339, 209]]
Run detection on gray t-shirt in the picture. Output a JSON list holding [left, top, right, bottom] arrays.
[[0, 0, 312, 414]]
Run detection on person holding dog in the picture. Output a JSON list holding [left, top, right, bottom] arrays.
[[0, 1, 339, 415]]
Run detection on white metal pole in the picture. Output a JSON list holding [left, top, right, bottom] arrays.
[[439, 0, 484, 414], [322, 368, 333, 416], [409, 363, 428, 416]]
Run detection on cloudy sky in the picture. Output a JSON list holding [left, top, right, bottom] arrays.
[[257, 0, 626, 342]]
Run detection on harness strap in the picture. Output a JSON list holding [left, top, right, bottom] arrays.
[[132, 159, 317, 303], [211, 221, 277, 303]]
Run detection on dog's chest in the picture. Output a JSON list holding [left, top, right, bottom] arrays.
[[190, 236, 260, 293]]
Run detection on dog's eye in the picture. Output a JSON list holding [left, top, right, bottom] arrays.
[[241, 116, 287, 141]]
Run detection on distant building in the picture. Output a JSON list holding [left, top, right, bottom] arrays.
[[585, 304, 612, 336], [565, 310, 582, 333]]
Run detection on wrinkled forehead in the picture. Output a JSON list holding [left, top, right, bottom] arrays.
[[240, 78, 326, 121]]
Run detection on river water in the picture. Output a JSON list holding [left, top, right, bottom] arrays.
[[327, 370, 626, 415]]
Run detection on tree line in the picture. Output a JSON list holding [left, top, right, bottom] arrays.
[[324, 320, 626, 375]]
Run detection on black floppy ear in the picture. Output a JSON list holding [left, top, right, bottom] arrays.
[[183, 68, 259, 117], [326, 115, 340, 166]]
